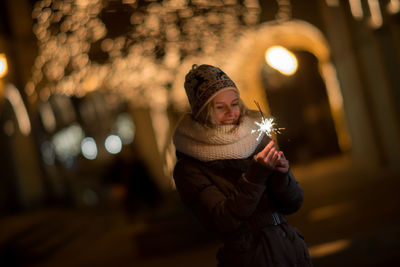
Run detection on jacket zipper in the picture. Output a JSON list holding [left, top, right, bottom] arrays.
[[272, 212, 281, 225]]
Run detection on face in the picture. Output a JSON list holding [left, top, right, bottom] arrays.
[[212, 89, 241, 125]]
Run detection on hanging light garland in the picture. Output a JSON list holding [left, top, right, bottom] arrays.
[[275, 0, 292, 22], [26, 0, 261, 109]]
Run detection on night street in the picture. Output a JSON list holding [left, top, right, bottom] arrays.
[[1, 0, 400, 266]]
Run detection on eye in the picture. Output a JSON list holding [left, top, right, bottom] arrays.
[[232, 102, 239, 107], [216, 106, 224, 110]]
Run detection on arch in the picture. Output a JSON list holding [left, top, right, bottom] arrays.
[[228, 19, 351, 152]]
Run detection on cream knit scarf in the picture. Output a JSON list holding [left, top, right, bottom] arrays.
[[173, 110, 263, 162]]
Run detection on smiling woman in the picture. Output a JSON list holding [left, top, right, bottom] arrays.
[[172, 64, 312, 267]]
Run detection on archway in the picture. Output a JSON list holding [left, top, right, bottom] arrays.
[[228, 19, 351, 164]]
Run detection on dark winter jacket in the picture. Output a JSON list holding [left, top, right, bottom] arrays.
[[173, 137, 312, 266]]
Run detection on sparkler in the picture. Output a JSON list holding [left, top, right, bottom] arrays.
[[251, 101, 284, 141]]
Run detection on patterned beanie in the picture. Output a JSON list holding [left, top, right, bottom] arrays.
[[184, 64, 238, 118]]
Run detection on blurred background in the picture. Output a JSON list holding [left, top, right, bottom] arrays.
[[0, 0, 399, 266]]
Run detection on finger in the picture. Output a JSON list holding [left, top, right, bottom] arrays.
[[275, 151, 284, 162], [264, 147, 276, 164], [271, 151, 280, 166], [280, 158, 289, 169], [272, 151, 280, 166], [254, 155, 265, 164], [276, 152, 288, 168], [260, 140, 275, 158]]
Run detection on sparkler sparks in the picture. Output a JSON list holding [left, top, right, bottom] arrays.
[[251, 101, 284, 140], [252, 116, 278, 140]]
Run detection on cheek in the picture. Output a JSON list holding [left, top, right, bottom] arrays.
[[214, 110, 225, 121], [233, 107, 241, 118]]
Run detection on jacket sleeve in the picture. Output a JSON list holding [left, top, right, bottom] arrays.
[[173, 158, 272, 233], [266, 170, 304, 215]]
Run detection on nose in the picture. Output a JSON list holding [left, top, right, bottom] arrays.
[[225, 107, 233, 116]]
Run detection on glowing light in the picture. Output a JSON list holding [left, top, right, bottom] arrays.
[[251, 101, 283, 140], [349, 0, 363, 20], [309, 239, 352, 258], [105, 135, 122, 154], [52, 123, 84, 160], [39, 102, 57, 133], [387, 0, 400, 14], [28, 0, 260, 103], [265, 46, 298, 75], [275, 0, 292, 22], [252, 117, 280, 141], [4, 84, 32, 136], [325, 0, 339, 7], [308, 202, 354, 221], [320, 63, 351, 151], [368, 0, 383, 28], [0, 54, 8, 78], [116, 113, 135, 145], [81, 137, 98, 160]]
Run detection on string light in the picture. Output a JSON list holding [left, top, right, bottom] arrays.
[[349, 0, 363, 20], [275, 0, 292, 22], [387, 0, 400, 14], [105, 135, 122, 154], [27, 0, 260, 109], [325, 0, 339, 7], [368, 0, 383, 28]]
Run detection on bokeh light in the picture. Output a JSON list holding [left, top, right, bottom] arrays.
[[387, 0, 400, 14], [27, 0, 260, 109], [52, 123, 84, 161], [81, 137, 98, 160], [265, 46, 298, 75], [0, 53, 8, 78], [116, 113, 135, 145], [104, 135, 122, 154], [4, 84, 32, 136]]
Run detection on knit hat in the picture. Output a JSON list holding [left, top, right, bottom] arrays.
[[184, 64, 238, 118]]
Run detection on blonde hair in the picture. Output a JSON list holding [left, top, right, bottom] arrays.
[[195, 96, 249, 127]]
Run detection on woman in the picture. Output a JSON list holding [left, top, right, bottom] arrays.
[[173, 64, 312, 266]]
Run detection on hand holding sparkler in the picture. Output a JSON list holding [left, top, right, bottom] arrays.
[[252, 101, 289, 173], [254, 139, 289, 173], [254, 140, 281, 169]]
